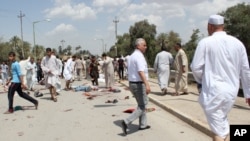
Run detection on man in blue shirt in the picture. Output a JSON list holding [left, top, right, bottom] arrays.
[[4, 52, 38, 114]]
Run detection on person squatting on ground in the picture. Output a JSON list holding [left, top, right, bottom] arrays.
[[26, 57, 37, 91], [102, 53, 115, 90], [89, 55, 99, 86], [4, 52, 38, 114], [173, 42, 189, 96], [41, 48, 60, 102], [191, 14, 250, 141], [63, 55, 76, 90], [153, 45, 173, 95], [121, 38, 151, 136]]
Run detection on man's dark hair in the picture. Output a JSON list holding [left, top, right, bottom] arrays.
[[72, 55, 76, 59], [176, 43, 182, 48], [8, 51, 16, 56], [46, 48, 52, 52], [102, 53, 107, 57], [19, 55, 24, 60], [161, 45, 167, 51]]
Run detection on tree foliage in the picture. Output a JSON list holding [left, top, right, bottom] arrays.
[[184, 29, 200, 65], [129, 20, 157, 67], [220, 3, 250, 55]]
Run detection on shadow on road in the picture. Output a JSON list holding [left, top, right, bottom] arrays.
[[113, 120, 139, 136]]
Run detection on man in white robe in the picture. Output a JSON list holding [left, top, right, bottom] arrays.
[[41, 48, 59, 102], [102, 53, 114, 90], [154, 46, 173, 95], [190, 14, 250, 141], [63, 56, 76, 90], [0, 61, 9, 86], [173, 43, 188, 96], [52, 52, 63, 93], [26, 57, 37, 91], [19, 56, 30, 86]]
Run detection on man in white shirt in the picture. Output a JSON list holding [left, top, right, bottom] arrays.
[[121, 38, 151, 136], [191, 14, 250, 141]]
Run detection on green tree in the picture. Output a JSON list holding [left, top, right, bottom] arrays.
[[220, 3, 250, 55], [9, 36, 20, 52], [155, 33, 169, 53], [33, 45, 46, 60], [0, 42, 12, 62], [129, 20, 157, 66], [165, 31, 182, 55], [184, 29, 201, 67], [116, 33, 131, 57]]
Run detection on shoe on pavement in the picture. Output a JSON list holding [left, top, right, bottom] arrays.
[[161, 88, 165, 95], [121, 120, 128, 135], [35, 101, 39, 110], [4, 109, 14, 114], [164, 88, 168, 95], [138, 125, 151, 130]]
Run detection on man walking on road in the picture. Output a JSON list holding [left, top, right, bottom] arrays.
[[173, 43, 188, 96], [4, 52, 38, 114], [154, 45, 173, 95], [63, 55, 76, 90], [102, 53, 114, 90], [41, 48, 60, 102], [191, 14, 250, 141], [121, 38, 151, 135]]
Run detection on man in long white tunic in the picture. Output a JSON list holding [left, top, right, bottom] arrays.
[[26, 57, 37, 91], [154, 46, 173, 94], [0, 61, 9, 86], [102, 53, 114, 90], [52, 52, 63, 93], [41, 48, 59, 102], [63, 56, 76, 90], [173, 43, 188, 96], [19, 56, 30, 86], [190, 15, 250, 141]]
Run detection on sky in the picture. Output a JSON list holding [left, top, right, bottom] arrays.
[[0, 0, 249, 55]]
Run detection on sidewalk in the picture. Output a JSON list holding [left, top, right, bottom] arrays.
[[121, 78, 250, 137]]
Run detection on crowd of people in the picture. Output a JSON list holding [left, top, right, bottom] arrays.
[[1, 14, 250, 141], [0, 47, 131, 113]]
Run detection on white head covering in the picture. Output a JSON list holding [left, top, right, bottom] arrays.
[[208, 14, 224, 25]]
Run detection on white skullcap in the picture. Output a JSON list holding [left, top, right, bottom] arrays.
[[208, 14, 224, 25]]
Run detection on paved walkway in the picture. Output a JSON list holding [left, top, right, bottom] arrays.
[[120, 78, 250, 137]]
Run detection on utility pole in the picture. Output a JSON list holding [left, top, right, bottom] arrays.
[[113, 16, 119, 56], [113, 16, 119, 39], [18, 10, 25, 57]]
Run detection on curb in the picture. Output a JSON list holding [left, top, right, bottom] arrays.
[[148, 96, 213, 137]]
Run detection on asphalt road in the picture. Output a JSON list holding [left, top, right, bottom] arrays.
[[0, 78, 210, 141]]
